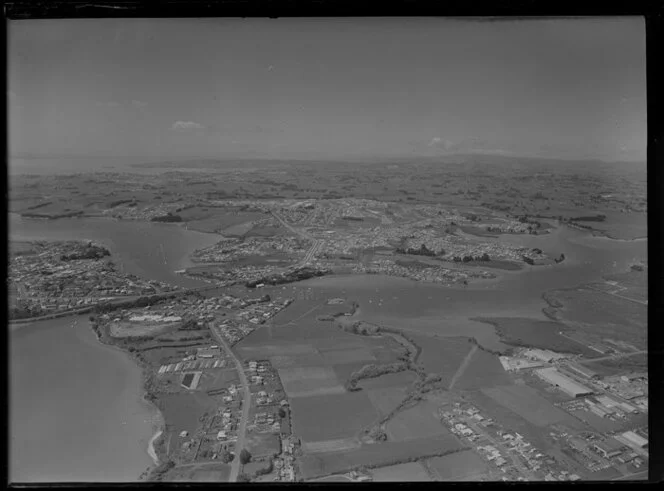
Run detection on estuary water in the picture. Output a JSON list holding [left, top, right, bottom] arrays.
[[9, 315, 157, 482], [296, 225, 647, 351], [9, 213, 220, 288], [8, 215, 222, 482]]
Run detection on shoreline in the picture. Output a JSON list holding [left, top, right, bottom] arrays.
[[89, 318, 167, 480]]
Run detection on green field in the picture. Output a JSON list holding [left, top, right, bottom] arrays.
[[320, 347, 376, 365], [371, 462, 431, 481], [308, 474, 353, 482], [159, 392, 218, 456], [411, 335, 472, 386], [278, 365, 344, 398], [165, 462, 231, 482], [453, 349, 512, 390], [386, 400, 450, 441], [244, 432, 281, 458], [357, 371, 417, 390], [290, 391, 378, 443], [472, 317, 599, 357], [427, 449, 489, 481], [544, 288, 647, 350], [366, 387, 408, 417], [482, 384, 579, 427], [300, 435, 465, 480]]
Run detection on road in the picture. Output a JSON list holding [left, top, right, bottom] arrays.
[[271, 211, 321, 267], [448, 344, 478, 390], [615, 469, 649, 481], [211, 329, 251, 482], [578, 350, 647, 365]]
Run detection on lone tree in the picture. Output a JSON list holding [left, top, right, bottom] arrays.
[[278, 407, 287, 419], [239, 448, 252, 465], [219, 449, 233, 463]]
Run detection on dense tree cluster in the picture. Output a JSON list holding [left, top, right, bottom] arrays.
[[60, 243, 111, 261], [453, 253, 491, 263], [395, 243, 440, 257], [151, 213, 183, 222]]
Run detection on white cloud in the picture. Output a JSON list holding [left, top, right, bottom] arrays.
[[172, 121, 205, 131], [131, 100, 148, 108], [96, 101, 120, 107]]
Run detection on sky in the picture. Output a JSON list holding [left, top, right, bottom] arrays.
[[8, 17, 646, 162]]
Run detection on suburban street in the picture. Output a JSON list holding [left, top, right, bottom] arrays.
[[211, 329, 251, 482]]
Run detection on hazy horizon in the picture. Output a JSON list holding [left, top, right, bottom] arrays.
[[9, 17, 646, 163]]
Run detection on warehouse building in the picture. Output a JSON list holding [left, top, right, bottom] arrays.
[[592, 438, 625, 459], [534, 367, 594, 398], [622, 431, 648, 449], [562, 362, 600, 380]]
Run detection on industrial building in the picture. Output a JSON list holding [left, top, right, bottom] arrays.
[[534, 367, 594, 398], [622, 431, 648, 449], [592, 438, 625, 459], [499, 356, 545, 372], [523, 349, 568, 363], [562, 362, 600, 380]]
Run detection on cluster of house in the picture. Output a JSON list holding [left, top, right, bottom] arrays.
[[190, 236, 308, 264], [208, 298, 293, 345], [157, 346, 227, 379], [352, 257, 494, 285], [214, 407, 239, 443], [102, 201, 184, 220], [9, 240, 175, 314], [440, 403, 571, 480], [253, 411, 281, 433], [272, 436, 298, 482]]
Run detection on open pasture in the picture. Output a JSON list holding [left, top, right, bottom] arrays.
[[472, 317, 598, 357], [320, 347, 375, 365], [358, 371, 417, 390], [332, 361, 371, 385], [299, 434, 464, 480], [308, 474, 353, 482], [245, 431, 281, 458], [427, 449, 489, 481], [290, 391, 377, 443], [278, 365, 344, 398], [482, 384, 577, 427], [366, 387, 408, 417], [546, 289, 647, 350], [371, 462, 431, 481], [453, 349, 512, 390], [411, 335, 472, 384], [386, 400, 449, 441], [160, 392, 217, 456], [270, 351, 326, 369], [109, 320, 177, 339], [236, 342, 317, 360], [313, 337, 368, 352], [303, 438, 361, 454], [165, 463, 231, 482]]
